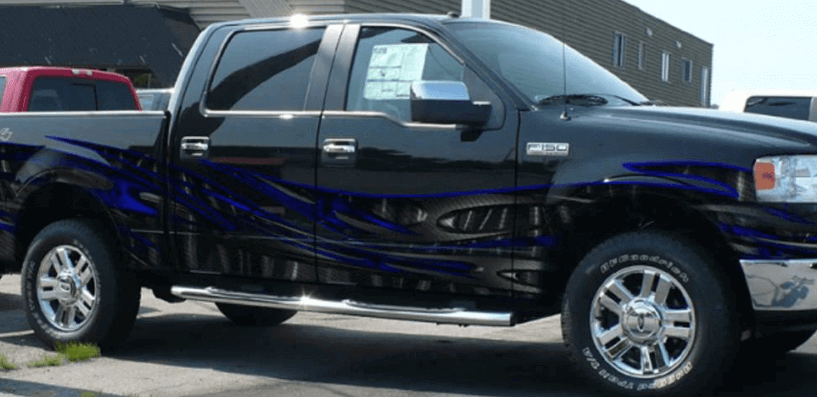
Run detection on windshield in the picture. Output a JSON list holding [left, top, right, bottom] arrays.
[[446, 21, 647, 106]]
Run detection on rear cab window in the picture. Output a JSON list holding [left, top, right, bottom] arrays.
[[744, 96, 813, 121], [29, 77, 138, 111]]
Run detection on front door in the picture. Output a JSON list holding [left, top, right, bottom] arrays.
[[314, 25, 520, 298]]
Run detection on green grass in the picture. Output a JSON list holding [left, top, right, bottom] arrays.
[[23, 342, 101, 369], [55, 342, 101, 362], [0, 354, 17, 370], [27, 354, 64, 368]]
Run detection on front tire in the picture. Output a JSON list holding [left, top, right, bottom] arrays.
[[562, 231, 740, 396], [216, 302, 296, 326], [21, 219, 140, 352]]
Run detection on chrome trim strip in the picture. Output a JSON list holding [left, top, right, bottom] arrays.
[[201, 110, 322, 118], [0, 110, 165, 118], [171, 286, 513, 326], [740, 259, 817, 312], [321, 110, 460, 130]]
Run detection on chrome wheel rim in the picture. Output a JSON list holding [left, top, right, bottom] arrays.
[[36, 245, 98, 331], [590, 265, 696, 378]]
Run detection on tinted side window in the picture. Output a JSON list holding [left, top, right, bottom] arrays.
[[745, 96, 812, 121], [207, 28, 325, 111], [97, 81, 138, 110], [347, 28, 464, 121], [0, 77, 6, 108]]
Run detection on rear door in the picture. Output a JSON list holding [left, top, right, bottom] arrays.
[[314, 24, 520, 297], [169, 24, 341, 280]]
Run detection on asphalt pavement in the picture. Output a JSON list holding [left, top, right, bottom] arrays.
[[1, 273, 816, 397]]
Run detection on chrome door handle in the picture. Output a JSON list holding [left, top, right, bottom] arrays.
[[181, 142, 209, 151], [321, 138, 357, 166], [180, 136, 210, 159], [323, 144, 356, 154]]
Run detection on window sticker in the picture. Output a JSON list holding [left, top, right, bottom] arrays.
[[364, 44, 429, 100]]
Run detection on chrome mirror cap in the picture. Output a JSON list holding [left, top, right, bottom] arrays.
[[410, 81, 471, 101]]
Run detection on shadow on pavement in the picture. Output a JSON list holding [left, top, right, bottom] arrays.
[[717, 352, 817, 396], [98, 313, 817, 397], [0, 379, 122, 397], [110, 313, 599, 397], [0, 290, 23, 312]]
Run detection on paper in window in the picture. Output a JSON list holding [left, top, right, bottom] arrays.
[[364, 44, 429, 100]]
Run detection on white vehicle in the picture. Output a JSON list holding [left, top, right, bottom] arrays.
[[136, 88, 173, 111], [721, 90, 817, 122]]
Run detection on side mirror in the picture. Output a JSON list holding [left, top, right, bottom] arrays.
[[410, 81, 491, 126]]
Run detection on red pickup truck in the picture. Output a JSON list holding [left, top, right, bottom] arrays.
[[0, 66, 140, 112]]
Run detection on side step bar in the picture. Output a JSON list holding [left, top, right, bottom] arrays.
[[170, 286, 514, 327]]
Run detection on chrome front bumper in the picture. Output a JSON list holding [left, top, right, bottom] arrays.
[[740, 259, 817, 312]]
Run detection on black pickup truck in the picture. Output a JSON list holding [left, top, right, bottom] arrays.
[[2, 13, 817, 396]]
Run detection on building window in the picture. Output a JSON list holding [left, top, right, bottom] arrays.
[[661, 51, 671, 82], [682, 58, 693, 84], [701, 67, 710, 106], [613, 32, 627, 68], [638, 42, 646, 70]]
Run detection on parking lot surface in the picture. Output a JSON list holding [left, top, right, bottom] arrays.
[[1, 274, 816, 397]]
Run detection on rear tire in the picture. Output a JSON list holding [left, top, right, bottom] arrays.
[[21, 219, 140, 352], [216, 303, 296, 327], [562, 231, 740, 396]]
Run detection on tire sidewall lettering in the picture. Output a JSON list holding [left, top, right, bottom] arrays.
[[582, 346, 694, 391], [598, 252, 690, 284]]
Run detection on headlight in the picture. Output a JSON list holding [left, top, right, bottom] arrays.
[[754, 155, 817, 202]]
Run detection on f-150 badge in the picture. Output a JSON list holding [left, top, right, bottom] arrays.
[[526, 142, 569, 157]]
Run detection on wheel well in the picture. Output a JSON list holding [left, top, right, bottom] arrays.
[[14, 184, 119, 269], [555, 193, 755, 328]]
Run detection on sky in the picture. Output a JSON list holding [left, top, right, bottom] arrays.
[[623, 0, 817, 106]]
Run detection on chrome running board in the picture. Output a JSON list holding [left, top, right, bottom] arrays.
[[170, 286, 514, 326]]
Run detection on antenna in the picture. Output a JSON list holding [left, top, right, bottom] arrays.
[[560, 0, 570, 121]]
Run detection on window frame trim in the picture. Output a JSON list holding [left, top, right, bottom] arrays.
[[637, 41, 646, 70], [661, 51, 671, 83], [199, 23, 334, 118], [700, 66, 710, 106]]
